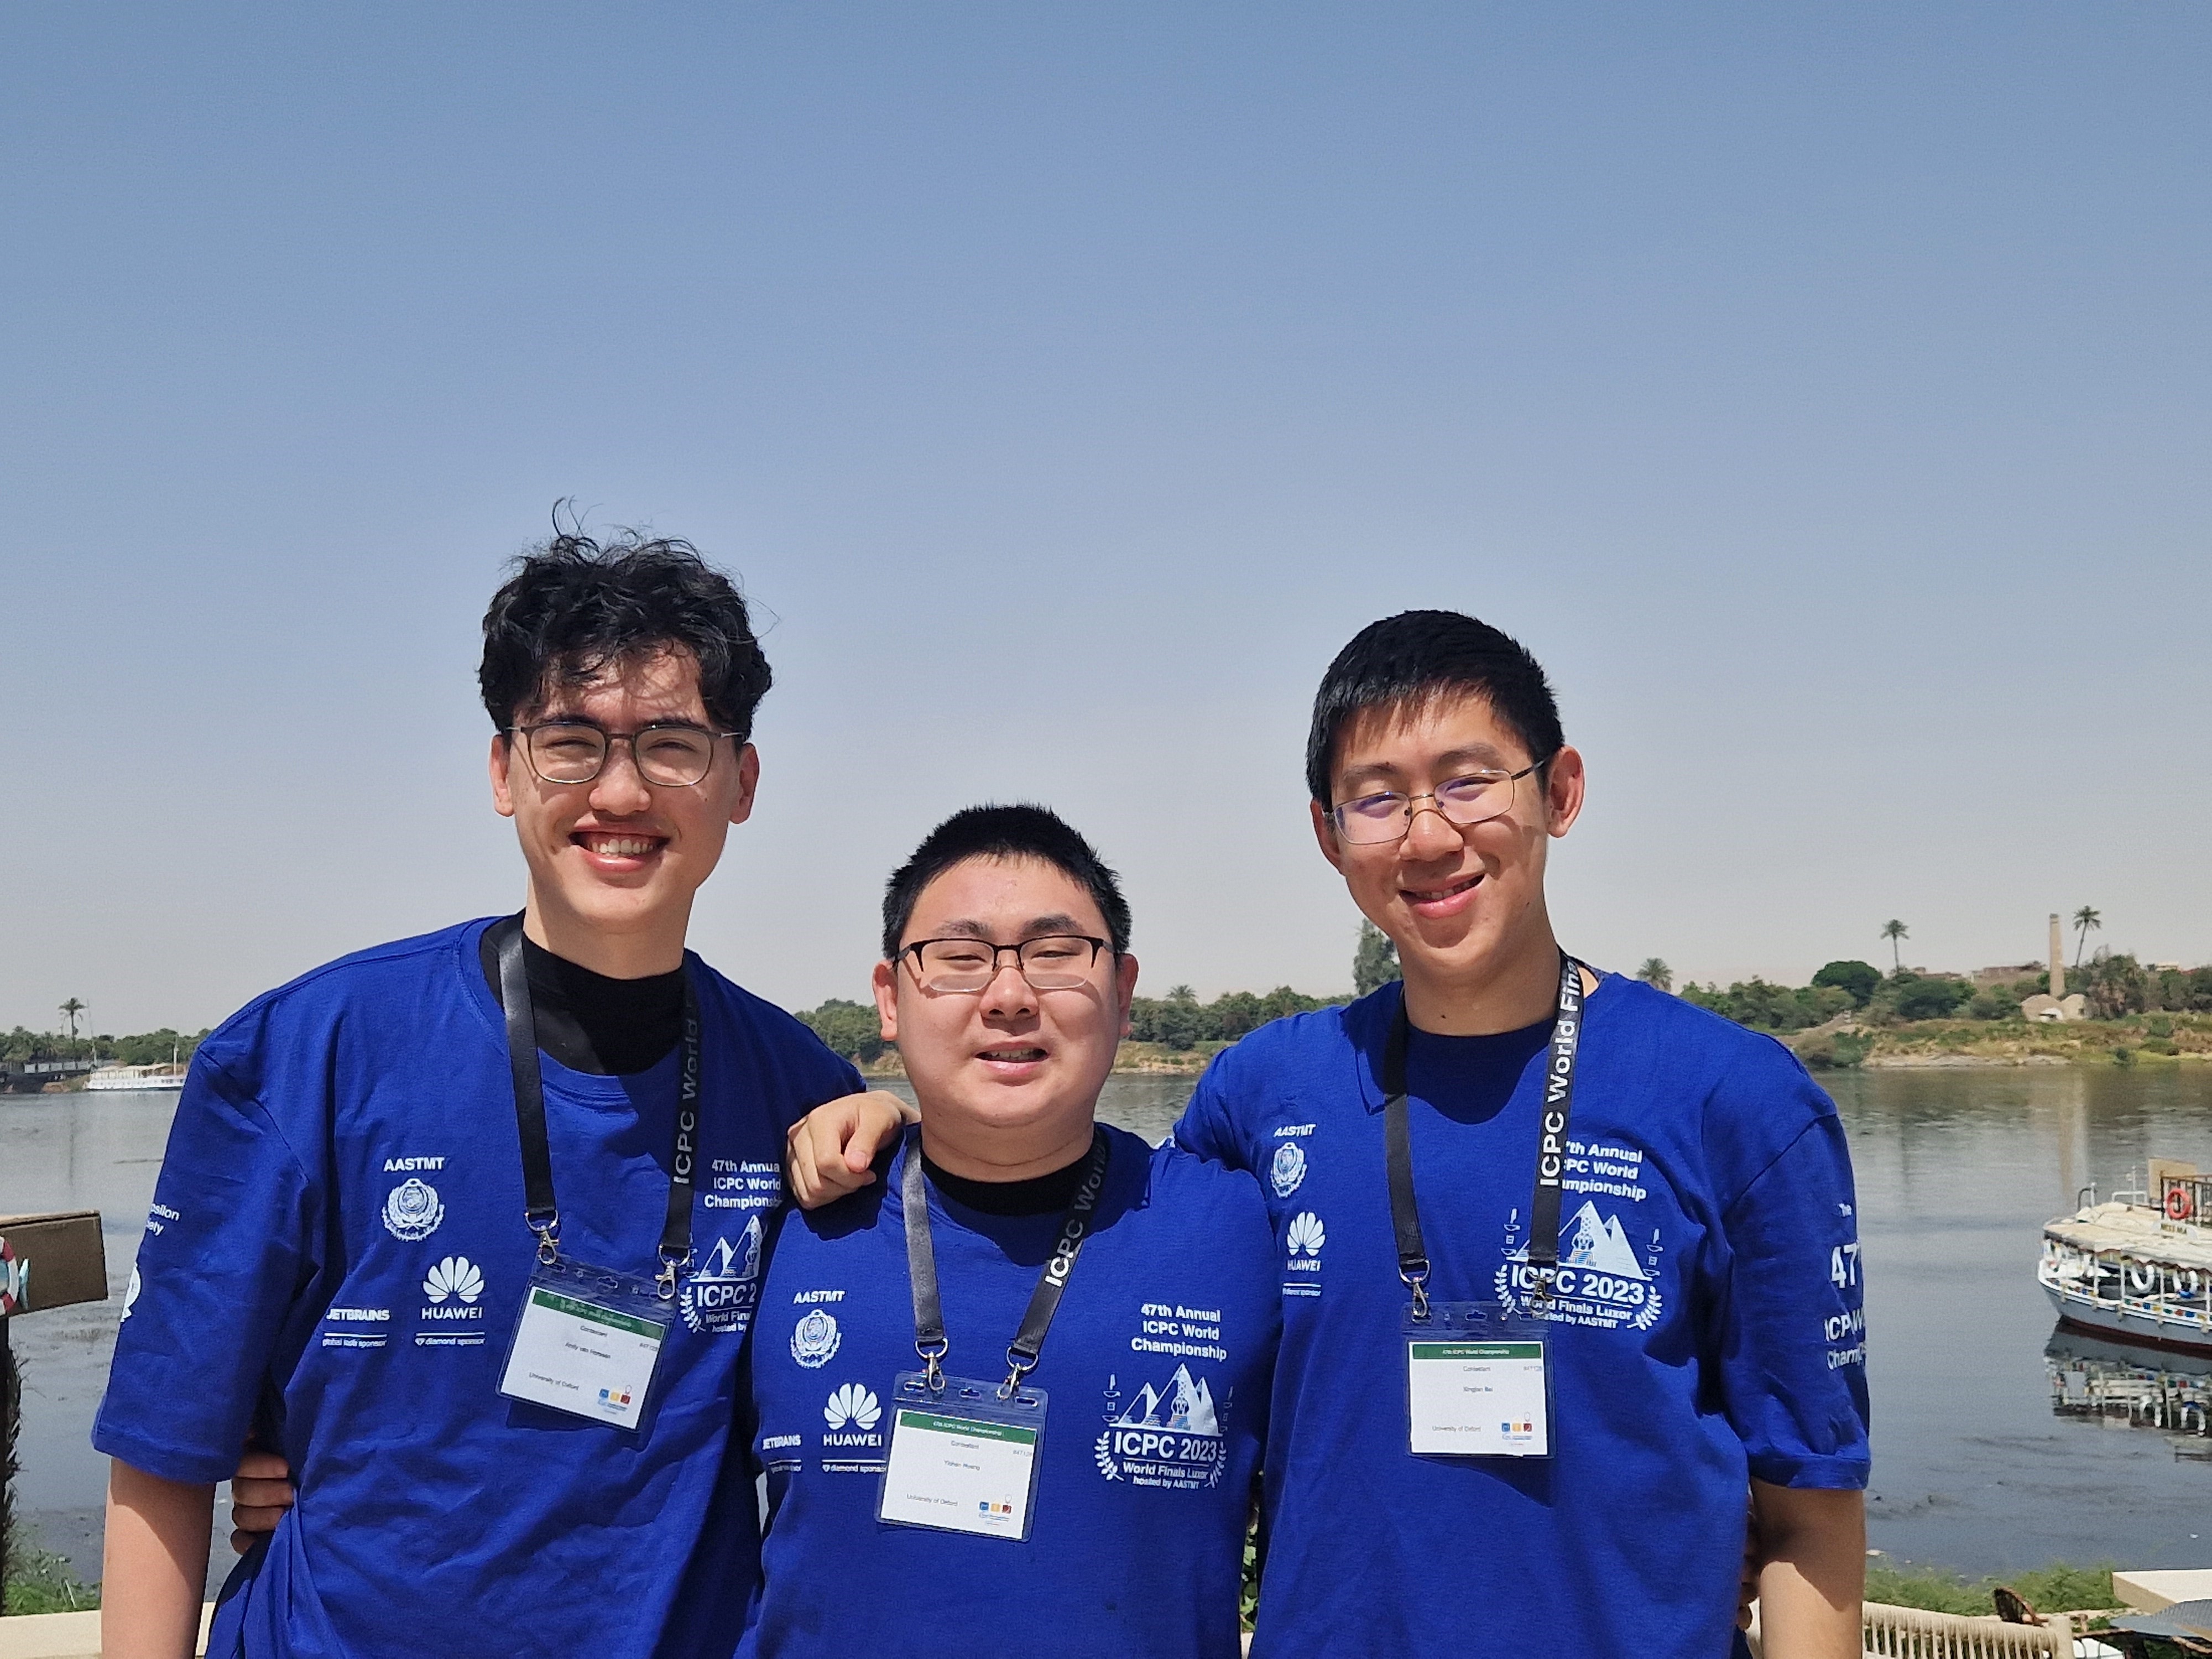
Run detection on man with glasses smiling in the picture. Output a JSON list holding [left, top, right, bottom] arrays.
[[741, 805, 1278, 1658], [96, 530, 904, 1659], [1173, 611, 1870, 1659]]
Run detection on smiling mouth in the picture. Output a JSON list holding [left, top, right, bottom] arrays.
[[1405, 873, 1483, 904], [574, 832, 665, 858], [977, 1047, 1048, 1063]]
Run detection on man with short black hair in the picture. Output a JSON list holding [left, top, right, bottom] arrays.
[[98, 530, 902, 1659], [1175, 610, 1869, 1658], [743, 805, 1278, 1658]]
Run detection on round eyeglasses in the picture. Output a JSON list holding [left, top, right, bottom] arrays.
[[1328, 758, 1551, 846], [898, 935, 1113, 994], [509, 721, 734, 789]]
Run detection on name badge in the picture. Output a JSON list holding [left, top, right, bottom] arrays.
[[498, 1258, 670, 1433], [1404, 1301, 1551, 1458], [877, 1372, 1047, 1541]]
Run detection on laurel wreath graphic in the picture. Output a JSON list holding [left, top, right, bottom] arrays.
[[1093, 1432, 1122, 1480]]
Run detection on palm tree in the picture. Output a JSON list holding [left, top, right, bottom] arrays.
[[2071, 906, 2101, 970], [58, 997, 86, 1041], [1636, 958, 1673, 993], [1880, 920, 1908, 974]]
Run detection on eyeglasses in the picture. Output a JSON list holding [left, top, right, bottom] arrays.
[[508, 721, 734, 788], [897, 935, 1113, 994], [1329, 758, 1551, 846]]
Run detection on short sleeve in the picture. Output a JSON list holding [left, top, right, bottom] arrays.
[[1715, 1114, 1870, 1489], [1171, 1050, 1252, 1172], [93, 1050, 320, 1484]]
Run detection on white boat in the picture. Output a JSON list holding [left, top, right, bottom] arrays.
[[2039, 1162, 2212, 1358], [84, 1063, 186, 1092]]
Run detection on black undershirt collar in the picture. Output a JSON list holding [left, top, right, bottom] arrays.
[[478, 914, 685, 1077], [921, 1135, 1100, 1218]]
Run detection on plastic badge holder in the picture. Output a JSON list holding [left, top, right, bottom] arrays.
[[1402, 1298, 1553, 1459], [498, 1254, 673, 1439], [877, 1371, 1050, 1542]]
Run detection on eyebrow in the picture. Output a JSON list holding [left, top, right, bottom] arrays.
[[924, 913, 1090, 942], [1338, 743, 1521, 787]]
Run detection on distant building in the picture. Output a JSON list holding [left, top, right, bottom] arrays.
[[1971, 962, 2040, 987], [2020, 914, 2087, 1022]]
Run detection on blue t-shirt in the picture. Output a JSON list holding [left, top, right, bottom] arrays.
[[95, 918, 861, 1659], [740, 1126, 1280, 1659], [1174, 975, 1869, 1659]]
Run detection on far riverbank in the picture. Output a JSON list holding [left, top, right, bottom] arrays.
[[847, 1011, 2212, 1080]]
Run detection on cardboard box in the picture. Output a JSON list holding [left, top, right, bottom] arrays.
[[0, 1211, 108, 1316]]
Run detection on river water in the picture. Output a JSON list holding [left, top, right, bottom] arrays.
[[4, 1066, 2208, 1590]]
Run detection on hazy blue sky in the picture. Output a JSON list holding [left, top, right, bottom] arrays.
[[4, 5, 2206, 1035]]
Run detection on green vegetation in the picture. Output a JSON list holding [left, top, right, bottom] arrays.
[[1, 1027, 207, 1066], [2, 1534, 101, 1615], [1681, 978, 1855, 1034], [1686, 956, 2212, 1035], [1353, 921, 1401, 997], [1863, 1557, 2115, 1621], [1130, 985, 1348, 1051], [794, 998, 885, 1065], [2072, 906, 2103, 969], [1636, 959, 1673, 992], [3, 1344, 101, 1614], [1812, 960, 1882, 1007], [793, 983, 1348, 1068]]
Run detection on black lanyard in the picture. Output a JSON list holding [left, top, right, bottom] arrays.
[[901, 1124, 1114, 1397], [1383, 953, 1587, 1318], [497, 923, 701, 1300]]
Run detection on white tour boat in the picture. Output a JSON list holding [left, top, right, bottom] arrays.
[[84, 1063, 187, 1092], [2039, 1161, 2212, 1358]]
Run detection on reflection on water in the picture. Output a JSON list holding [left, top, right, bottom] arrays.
[[2047, 1327, 2212, 1441], [6, 1062, 2209, 1583]]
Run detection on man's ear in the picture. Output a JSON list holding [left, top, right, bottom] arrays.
[[870, 958, 899, 1043], [1542, 745, 1587, 838], [1114, 952, 1140, 1040], [489, 733, 519, 819], [727, 744, 760, 828], [1309, 799, 1347, 876]]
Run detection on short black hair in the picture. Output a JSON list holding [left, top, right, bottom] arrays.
[[881, 805, 1132, 961], [1305, 609, 1563, 804], [479, 525, 773, 740]]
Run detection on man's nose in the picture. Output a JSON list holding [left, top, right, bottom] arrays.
[[1401, 797, 1465, 860], [979, 959, 1038, 1020], [588, 740, 656, 816]]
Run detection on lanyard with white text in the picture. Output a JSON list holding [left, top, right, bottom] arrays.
[[498, 921, 701, 1298], [900, 1124, 1114, 1396], [1384, 953, 1587, 1317]]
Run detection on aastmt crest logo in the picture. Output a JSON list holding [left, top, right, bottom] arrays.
[[382, 1177, 445, 1242], [1269, 1142, 1307, 1198], [422, 1256, 484, 1305], [1287, 1212, 1327, 1256], [824, 1383, 881, 1431]]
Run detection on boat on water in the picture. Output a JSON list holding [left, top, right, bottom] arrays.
[[84, 1063, 187, 1092], [2039, 1160, 2212, 1358]]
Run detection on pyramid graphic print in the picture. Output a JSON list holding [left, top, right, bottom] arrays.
[[1559, 1202, 1645, 1279], [681, 1214, 764, 1334], [1495, 1198, 1665, 1333], [1110, 1364, 1219, 1435]]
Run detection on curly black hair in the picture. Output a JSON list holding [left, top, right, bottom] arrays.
[[478, 526, 772, 740]]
